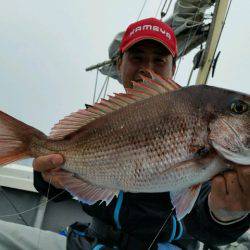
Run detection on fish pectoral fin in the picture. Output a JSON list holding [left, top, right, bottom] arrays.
[[170, 184, 202, 221], [54, 171, 119, 205]]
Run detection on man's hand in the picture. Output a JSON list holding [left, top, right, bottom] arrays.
[[33, 154, 66, 189], [208, 165, 250, 222]]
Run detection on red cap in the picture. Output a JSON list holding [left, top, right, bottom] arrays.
[[119, 18, 178, 57]]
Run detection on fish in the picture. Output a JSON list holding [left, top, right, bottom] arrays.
[[0, 75, 249, 220]]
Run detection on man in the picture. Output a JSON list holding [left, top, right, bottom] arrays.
[[0, 17, 248, 250], [33, 18, 250, 249]]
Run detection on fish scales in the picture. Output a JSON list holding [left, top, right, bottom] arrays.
[[30, 88, 209, 192], [0, 82, 249, 219]]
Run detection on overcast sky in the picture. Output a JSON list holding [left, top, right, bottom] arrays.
[[0, 0, 249, 136]]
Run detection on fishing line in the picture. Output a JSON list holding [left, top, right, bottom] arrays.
[[0, 181, 66, 219], [1, 188, 29, 225], [0, 176, 63, 249], [147, 207, 175, 250]]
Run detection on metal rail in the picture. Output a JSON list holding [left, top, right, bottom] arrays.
[[195, 0, 230, 85]]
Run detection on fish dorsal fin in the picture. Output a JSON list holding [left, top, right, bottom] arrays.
[[49, 74, 182, 140], [49, 109, 99, 140], [148, 69, 181, 89]]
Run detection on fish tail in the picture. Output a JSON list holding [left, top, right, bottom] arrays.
[[0, 110, 46, 166]]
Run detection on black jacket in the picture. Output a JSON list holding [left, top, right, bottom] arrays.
[[34, 171, 249, 249]]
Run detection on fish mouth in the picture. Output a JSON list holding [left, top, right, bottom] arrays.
[[212, 141, 249, 165]]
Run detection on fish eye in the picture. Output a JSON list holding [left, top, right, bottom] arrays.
[[230, 100, 248, 114]]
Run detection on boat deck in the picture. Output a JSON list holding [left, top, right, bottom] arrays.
[[0, 161, 91, 232]]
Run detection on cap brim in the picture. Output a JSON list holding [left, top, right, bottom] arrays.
[[121, 36, 175, 57]]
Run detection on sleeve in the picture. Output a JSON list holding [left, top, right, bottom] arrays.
[[33, 170, 73, 202], [183, 182, 250, 246]]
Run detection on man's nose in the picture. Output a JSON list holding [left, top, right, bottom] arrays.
[[138, 68, 151, 78], [140, 57, 156, 72]]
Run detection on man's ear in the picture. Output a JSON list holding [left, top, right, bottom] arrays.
[[116, 56, 122, 72], [116, 55, 124, 84], [172, 64, 176, 77]]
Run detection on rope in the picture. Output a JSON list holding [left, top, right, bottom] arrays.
[[161, 0, 173, 19], [160, 0, 168, 19], [174, 0, 203, 80], [187, 67, 194, 86], [155, 0, 164, 18], [96, 63, 113, 102], [137, 0, 148, 21], [95, 77, 106, 103], [103, 75, 110, 99], [93, 69, 99, 104], [184, 0, 232, 85]]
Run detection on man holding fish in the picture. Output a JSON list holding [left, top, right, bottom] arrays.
[[0, 17, 249, 249]]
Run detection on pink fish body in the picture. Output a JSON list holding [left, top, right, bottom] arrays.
[[0, 75, 249, 219]]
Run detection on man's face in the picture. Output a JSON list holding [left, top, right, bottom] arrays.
[[117, 40, 175, 89]]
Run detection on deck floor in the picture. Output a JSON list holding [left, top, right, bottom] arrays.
[[0, 186, 91, 232]]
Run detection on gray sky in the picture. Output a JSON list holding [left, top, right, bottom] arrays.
[[0, 0, 249, 136]]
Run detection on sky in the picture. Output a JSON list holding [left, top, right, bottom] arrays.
[[0, 0, 249, 138]]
